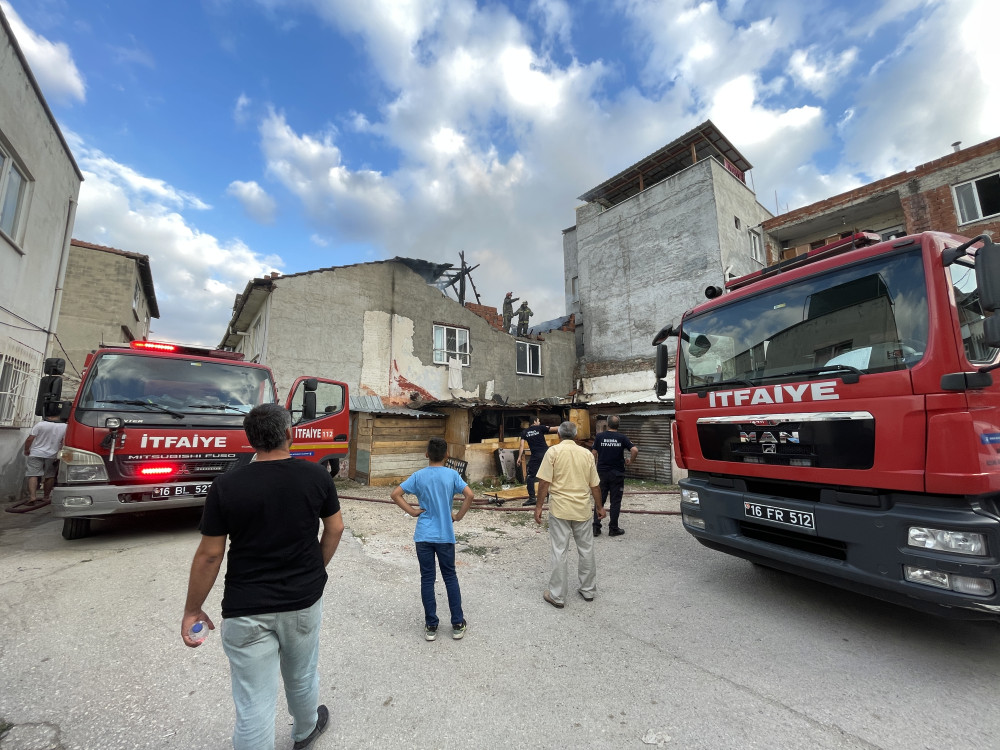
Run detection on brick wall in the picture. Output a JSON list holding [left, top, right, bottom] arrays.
[[464, 302, 503, 330]]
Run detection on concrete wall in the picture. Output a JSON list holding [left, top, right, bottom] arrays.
[[711, 159, 774, 279], [245, 261, 577, 404], [50, 246, 153, 393], [569, 157, 769, 403], [0, 15, 82, 500]]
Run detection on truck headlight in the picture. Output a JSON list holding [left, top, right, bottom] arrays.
[[907, 526, 987, 556], [59, 447, 109, 483], [680, 488, 700, 506], [904, 566, 995, 596]]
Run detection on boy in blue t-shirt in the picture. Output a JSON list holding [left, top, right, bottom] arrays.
[[390, 437, 475, 641]]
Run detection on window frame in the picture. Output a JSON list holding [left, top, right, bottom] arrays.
[[0, 338, 41, 428], [749, 230, 763, 265], [432, 323, 470, 366], [953, 171, 1000, 225], [0, 140, 31, 246], [516, 340, 541, 376]]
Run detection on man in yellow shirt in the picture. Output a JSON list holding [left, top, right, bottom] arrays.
[[534, 421, 605, 607]]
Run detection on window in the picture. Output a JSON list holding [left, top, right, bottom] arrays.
[[132, 280, 141, 313], [950, 260, 998, 364], [0, 143, 29, 242], [749, 230, 763, 264], [0, 338, 40, 427], [516, 341, 541, 375], [954, 172, 1000, 224], [571, 276, 579, 302], [433, 324, 469, 366], [734, 217, 741, 230]]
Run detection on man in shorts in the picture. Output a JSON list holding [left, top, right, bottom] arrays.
[[23, 413, 67, 506]]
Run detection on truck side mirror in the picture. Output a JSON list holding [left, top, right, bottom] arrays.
[[655, 343, 671, 380], [302, 391, 317, 421], [975, 238, 1000, 311], [983, 315, 1000, 350], [34, 374, 63, 416]]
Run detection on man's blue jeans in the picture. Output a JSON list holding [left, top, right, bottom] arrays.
[[415, 542, 464, 628], [221, 598, 323, 750]]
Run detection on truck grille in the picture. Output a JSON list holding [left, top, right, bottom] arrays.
[[739, 521, 848, 560], [118, 458, 240, 478]]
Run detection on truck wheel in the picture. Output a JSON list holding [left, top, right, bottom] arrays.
[[62, 518, 91, 540], [326, 459, 340, 477]]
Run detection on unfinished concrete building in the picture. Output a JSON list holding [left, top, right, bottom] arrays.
[[763, 135, 1000, 262], [563, 121, 772, 482], [565, 121, 772, 406]]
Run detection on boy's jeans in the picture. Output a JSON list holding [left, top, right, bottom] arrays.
[[415, 541, 464, 628], [221, 598, 323, 750]]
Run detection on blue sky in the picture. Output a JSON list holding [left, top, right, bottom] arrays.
[[4, 0, 998, 346]]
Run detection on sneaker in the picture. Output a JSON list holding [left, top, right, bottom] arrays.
[[593, 525, 602, 536], [292, 704, 329, 750], [424, 625, 437, 641], [609, 527, 625, 537], [452, 620, 468, 640], [522, 498, 536, 506]]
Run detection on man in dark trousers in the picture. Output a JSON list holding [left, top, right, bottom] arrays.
[[518, 416, 554, 507], [591, 415, 638, 536], [182, 403, 345, 750]]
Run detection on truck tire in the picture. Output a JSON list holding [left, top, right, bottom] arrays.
[[62, 517, 91, 540], [326, 459, 340, 477]]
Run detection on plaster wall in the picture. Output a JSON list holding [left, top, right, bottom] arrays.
[[574, 159, 727, 366], [0, 19, 82, 500], [710, 158, 774, 280], [49, 247, 153, 393], [255, 262, 576, 404]]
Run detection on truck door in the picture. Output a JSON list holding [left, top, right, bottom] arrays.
[[285, 377, 350, 474]]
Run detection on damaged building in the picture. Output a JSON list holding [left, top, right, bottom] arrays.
[[219, 258, 578, 484]]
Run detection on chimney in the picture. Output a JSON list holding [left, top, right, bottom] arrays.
[[952, 141, 962, 153]]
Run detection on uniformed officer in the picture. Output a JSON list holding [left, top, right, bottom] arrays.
[[591, 415, 638, 536], [517, 416, 554, 507]]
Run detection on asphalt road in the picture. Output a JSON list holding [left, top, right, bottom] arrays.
[[1, 496, 999, 750]]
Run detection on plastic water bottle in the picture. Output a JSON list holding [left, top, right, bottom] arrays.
[[188, 621, 210, 644]]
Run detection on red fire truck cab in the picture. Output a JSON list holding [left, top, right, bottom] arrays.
[[41, 341, 349, 540], [654, 231, 1000, 619]]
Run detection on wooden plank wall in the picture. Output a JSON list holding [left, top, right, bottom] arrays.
[[363, 415, 447, 486]]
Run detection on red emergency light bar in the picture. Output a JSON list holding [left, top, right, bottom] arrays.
[[131, 341, 177, 352], [725, 231, 884, 292], [127, 340, 245, 361], [139, 465, 176, 477]]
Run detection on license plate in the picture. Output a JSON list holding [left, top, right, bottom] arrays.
[[150, 483, 211, 499], [744, 501, 815, 531]]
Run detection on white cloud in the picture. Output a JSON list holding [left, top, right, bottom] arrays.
[[234, 93, 252, 124], [1, 0, 86, 104], [227, 180, 277, 224], [788, 46, 858, 99], [67, 135, 282, 346]]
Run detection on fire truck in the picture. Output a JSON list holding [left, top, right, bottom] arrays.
[[654, 231, 1000, 619], [38, 341, 349, 540]]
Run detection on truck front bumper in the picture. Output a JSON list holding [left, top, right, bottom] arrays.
[[51, 484, 206, 519], [679, 476, 1000, 619]]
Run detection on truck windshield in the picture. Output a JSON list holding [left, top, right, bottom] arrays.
[[678, 248, 928, 392], [77, 353, 276, 415]]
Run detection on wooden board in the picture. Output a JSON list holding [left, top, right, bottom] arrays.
[[372, 426, 446, 441], [370, 440, 432, 454], [372, 416, 445, 428]]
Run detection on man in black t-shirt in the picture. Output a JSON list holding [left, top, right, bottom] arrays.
[[591, 415, 638, 537], [182, 404, 344, 750], [518, 417, 554, 506]]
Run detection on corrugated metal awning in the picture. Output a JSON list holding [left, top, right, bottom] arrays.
[[349, 395, 444, 417]]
